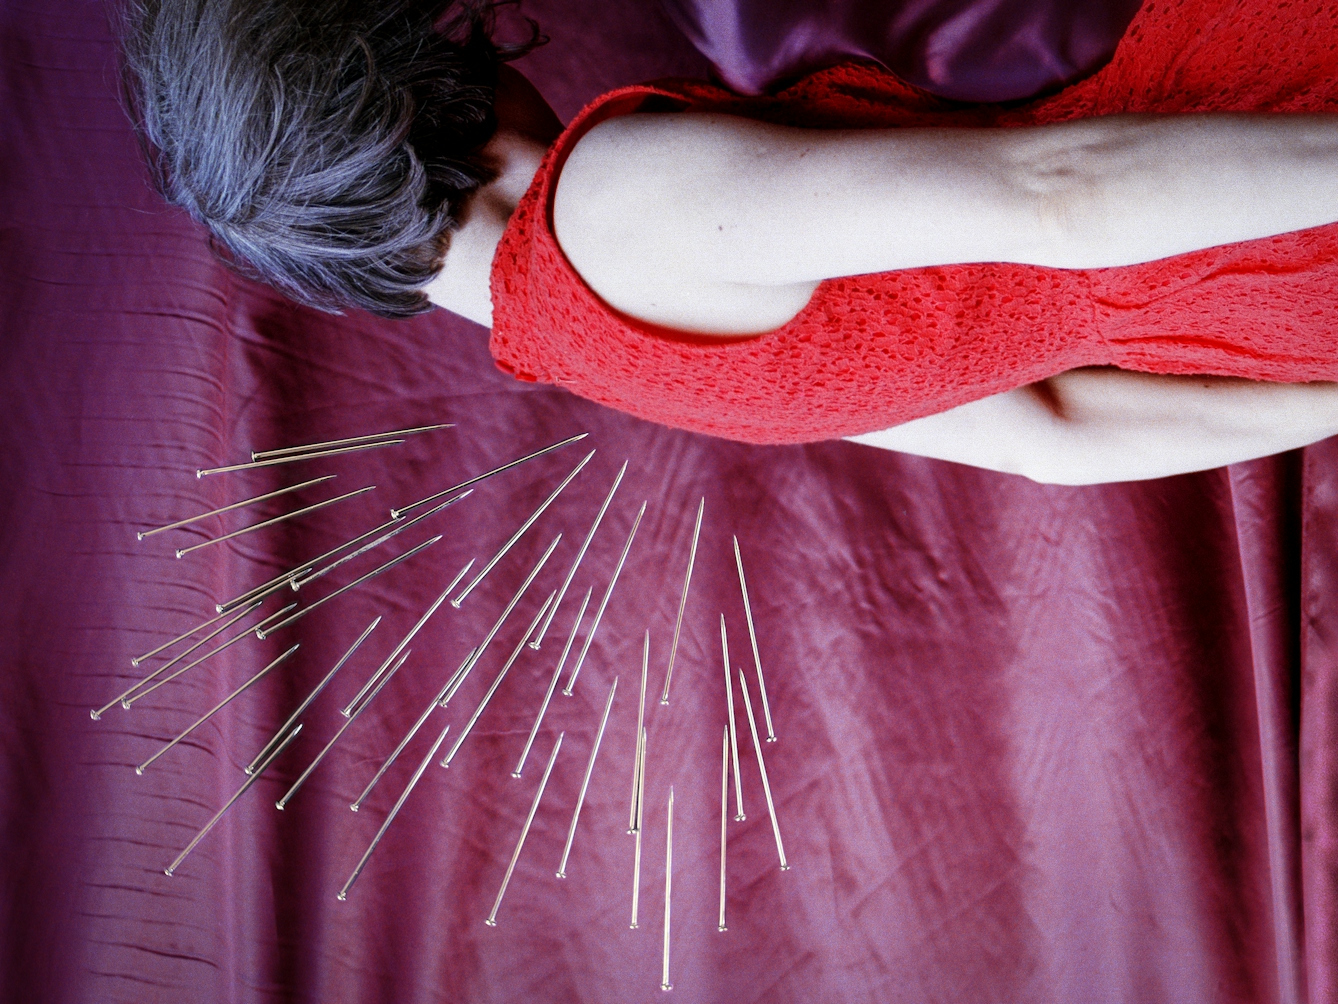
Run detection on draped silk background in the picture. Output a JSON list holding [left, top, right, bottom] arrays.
[[2, 1, 1337, 1002]]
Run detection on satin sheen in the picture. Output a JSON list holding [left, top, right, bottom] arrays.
[[660, 0, 1144, 101], [2, 1, 1336, 1002]]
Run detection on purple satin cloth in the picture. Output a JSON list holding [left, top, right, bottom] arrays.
[[2, 0, 1338, 1002], [660, 0, 1144, 101]]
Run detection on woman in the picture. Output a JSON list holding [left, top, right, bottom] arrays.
[[122, 0, 1338, 484]]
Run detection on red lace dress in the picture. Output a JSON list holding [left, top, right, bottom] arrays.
[[490, 0, 1338, 444]]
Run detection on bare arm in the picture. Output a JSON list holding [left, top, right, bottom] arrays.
[[848, 370, 1338, 484], [555, 112, 1338, 334]]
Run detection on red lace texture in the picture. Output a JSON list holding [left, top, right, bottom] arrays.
[[490, 0, 1338, 444]]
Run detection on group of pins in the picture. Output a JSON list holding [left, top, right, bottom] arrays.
[[98, 422, 789, 992]]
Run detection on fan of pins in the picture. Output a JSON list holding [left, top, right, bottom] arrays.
[[99, 422, 790, 992]]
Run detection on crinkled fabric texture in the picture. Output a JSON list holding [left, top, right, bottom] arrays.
[[491, 0, 1338, 444]]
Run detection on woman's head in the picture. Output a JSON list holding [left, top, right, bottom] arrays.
[[122, 0, 532, 317]]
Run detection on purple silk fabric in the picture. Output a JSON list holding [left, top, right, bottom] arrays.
[[2, 1, 1338, 1002], [660, 0, 1144, 101]]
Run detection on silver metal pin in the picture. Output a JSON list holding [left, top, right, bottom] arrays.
[[293, 492, 471, 591], [136, 643, 299, 774], [556, 676, 617, 878], [739, 668, 789, 870], [721, 615, 745, 821], [256, 534, 442, 638], [452, 450, 594, 607], [123, 603, 295, 709], [514, 587, 592, 778], [441, 593, 555, 768], [661, 786, 674, 992], [530, 460, 627, 649], [96, 601, 263, 718], [563, 501, 647, 696], [486, 731, 564, 927], [352, 648, 474, 811], [440, 535, 561, 708], [253, 423, 453, 461], [165, 723, 302, 877], [630, 726, 647, 929], [719, 726, 729, 931], [340, 559, 474, 716], [392, 433, 589, 519], [138, 476, 337, 541], [734, 536, 776, 741], [197, 440, 403, 478], [277, 649, 410, 810], [338, 722, 452, 901], [217, 565, 313, 616], [246, 616, 380, 775], [131, 604, 241, 667], [175, 486, 376, 558], [216, 491, 468, 615], [660, 497, 703, 705], [629, 630, 649, 834]]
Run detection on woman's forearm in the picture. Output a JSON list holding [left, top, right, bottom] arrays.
[[557, 111, 1338, 334], [1029, 113, 1338, 268], [847, 369, 1338, 485]]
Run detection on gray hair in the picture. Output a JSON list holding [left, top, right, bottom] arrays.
[[121, 0, 530, 317]]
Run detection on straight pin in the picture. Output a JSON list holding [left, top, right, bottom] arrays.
[[197, 440, 402, 477], [556, 676, 617, 878], [739, 668, 788, 870], [338, 722, 452, 901], [138, 476, 337, 540], [245, 616, 380, 775], [486, 732, 564, 926], [216, 565, 312, 616], [123, 603, 295, 708], [452, 450, 593, 607], [256, 535, 442, 638], [629, 630, 648, 833], [440, 535, 561, 708], [340, 559, 474, 715], [392, 433, 588, 519], [216, 495, 465, 613], [441, 594, 554, 768], [293, 492, 471, 590], [175, 486, 376, 558], [136, 643, 299, 774], [96, 601, 263, 718], [734, 536, 776, 741], [661, 786, 674, 992], [721, 616, 745, 821], [253, 423, 453, 461], [631, 726, 647, 929], [660, 497, 703, 705], [216, 492, 468, 618], [531, 460, 627, 649], [165, 723, 302, 877], [514, 587, 591, 777], [719, 726, 728, 931], [277, 649, 410, 810], [352, 648, 474, 812], [131, 605, 239, 667], [563, 501, 647, 695]]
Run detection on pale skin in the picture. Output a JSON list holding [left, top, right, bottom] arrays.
[[427, 67, 1338, 485]]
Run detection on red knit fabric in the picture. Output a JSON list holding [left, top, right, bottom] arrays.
[[490, 0, 1338, 445]]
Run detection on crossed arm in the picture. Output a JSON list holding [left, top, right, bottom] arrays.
[[552, 112, 1338, 483]]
